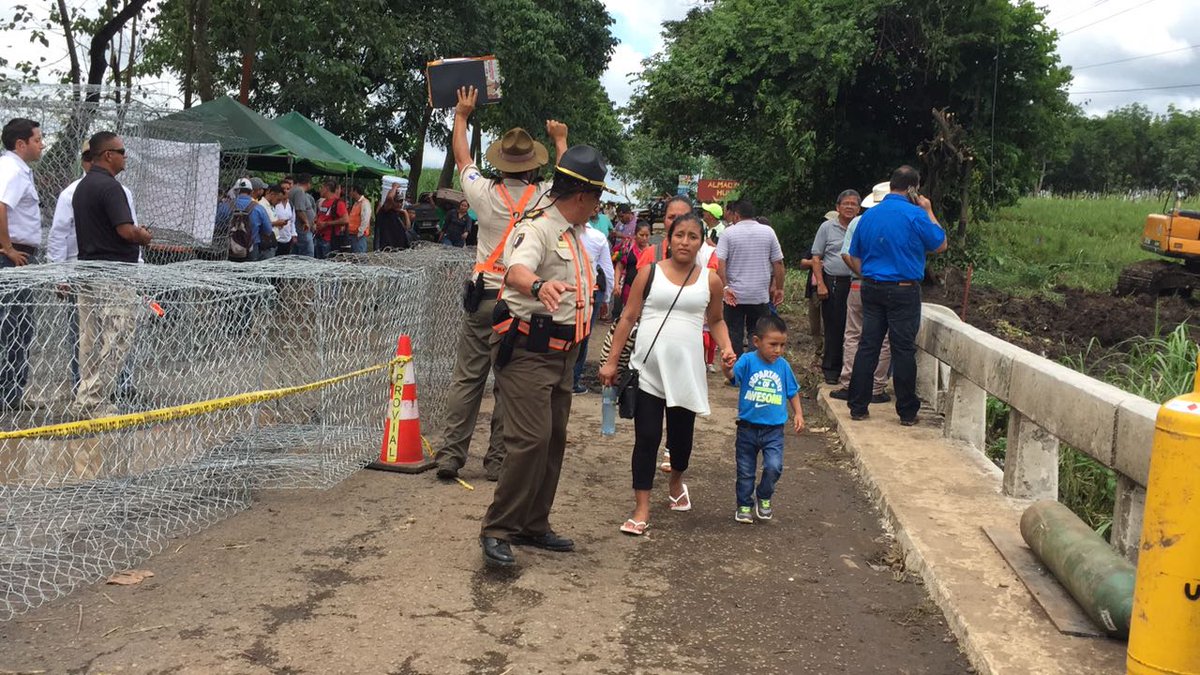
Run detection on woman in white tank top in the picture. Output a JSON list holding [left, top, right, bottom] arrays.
[[599, 213, 737, 535]]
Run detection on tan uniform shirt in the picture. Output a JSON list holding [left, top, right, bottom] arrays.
[[461, 163, 549, 289], [502, 205, 594, 331]]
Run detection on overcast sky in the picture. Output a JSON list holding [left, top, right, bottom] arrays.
[[2, 0, 1197, 178]]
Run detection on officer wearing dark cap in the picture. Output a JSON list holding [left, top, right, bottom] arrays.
[[479, 145, 607, 567]]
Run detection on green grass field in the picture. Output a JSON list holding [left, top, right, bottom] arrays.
[[969, 194, 1200, 293]]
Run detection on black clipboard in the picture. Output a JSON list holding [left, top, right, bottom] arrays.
[[427, 56, 503, 108]]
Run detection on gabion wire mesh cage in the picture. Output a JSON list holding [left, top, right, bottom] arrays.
[[0, 257, 429, 620], [0, 84, 246, 264], [329, 244, 475, 433], [0, 261, 276, 621], [174, 257, 428, 489]]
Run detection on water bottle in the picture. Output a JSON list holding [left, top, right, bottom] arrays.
[[601, 386, 617, 435]]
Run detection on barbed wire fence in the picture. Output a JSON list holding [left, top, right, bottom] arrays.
[[0, 257, 427, 620], [330, 243, 475, 433], [0, 83, 244, 264]]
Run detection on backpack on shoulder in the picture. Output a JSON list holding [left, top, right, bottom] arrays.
[[228, 203, 253, 260]]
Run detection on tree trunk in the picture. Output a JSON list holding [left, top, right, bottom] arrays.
[[405, 108, 432, 203], [54, 0, 82, 95], [437, 146, 455, 189], [85, 0, 151, 102], [183, 0, 195, 107], [194, 0, 213, 101], [470, 124, 482, 166], [126, 12, 137, 92], [239, 2, 259, 105], [957, 163, 972, 242]]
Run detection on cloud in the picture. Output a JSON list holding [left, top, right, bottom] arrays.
[[1049, 0, 1200, 114], [599, 0, 695, 111]]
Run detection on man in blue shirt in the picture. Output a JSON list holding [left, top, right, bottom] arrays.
[[226, 178, 273, 261], [845, 165, 947, 424]]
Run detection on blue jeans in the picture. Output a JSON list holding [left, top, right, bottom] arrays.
[[351, 235, 368, 253], [313, 237, 331, 260], [849, 281, 922, 419], [0, 253, 35, 408], [573, 290, 604, 388], [735, 423, 784, 506], [293, 230, 314, 257]]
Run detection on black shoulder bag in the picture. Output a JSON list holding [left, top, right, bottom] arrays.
[[616, 264, 695, 419]]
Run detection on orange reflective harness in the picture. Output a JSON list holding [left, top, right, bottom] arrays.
[[475, 183, 537, 278]]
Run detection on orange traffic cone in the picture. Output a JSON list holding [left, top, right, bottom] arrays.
[[368, 335, 435, 474]]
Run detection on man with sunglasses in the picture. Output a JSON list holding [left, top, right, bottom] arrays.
[[71, 131, 152, 419]]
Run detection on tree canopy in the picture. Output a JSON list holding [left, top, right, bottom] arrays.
[[624, 0, 1072, 251], [139, 0, 622, 188], [1043, 105, 1200, 195]]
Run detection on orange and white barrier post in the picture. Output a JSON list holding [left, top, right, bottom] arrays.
[[368, 335, 434, 474]]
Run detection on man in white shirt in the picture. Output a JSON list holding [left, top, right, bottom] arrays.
[[272, 179, 297, 255], [0, 118, 44, 410], [572, 214, 615, 394]]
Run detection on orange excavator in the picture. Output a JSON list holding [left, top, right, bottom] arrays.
[[1116, 188, 1200, 297]]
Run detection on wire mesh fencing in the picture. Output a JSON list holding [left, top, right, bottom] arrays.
[[0, 84, 244, 264], [330, 244, 475, 433], [172, 256, 428, 488], [0, 261, 275, 621], [0, 257, 427, 620]]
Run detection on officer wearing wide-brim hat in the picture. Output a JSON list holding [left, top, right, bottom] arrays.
[[432, 85, 568, 483], [480, 145, 610, 567]]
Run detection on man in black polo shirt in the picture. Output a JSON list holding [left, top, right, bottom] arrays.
[[72, 131, 151, 418]]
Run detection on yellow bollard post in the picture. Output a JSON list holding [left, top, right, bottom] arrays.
[[1127, 356, 1200, 675]]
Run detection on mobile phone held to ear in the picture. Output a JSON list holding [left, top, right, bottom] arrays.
[[906, 187, 921, 205]]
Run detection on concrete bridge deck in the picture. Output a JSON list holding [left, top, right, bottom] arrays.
[[817, 388, 1126, 674], [0, 371, 972, 674]]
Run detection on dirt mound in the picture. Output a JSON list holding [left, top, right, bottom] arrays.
[[925, 279, 1199, 361]]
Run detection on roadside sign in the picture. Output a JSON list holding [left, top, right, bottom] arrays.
[[698, 179, 740, 202]]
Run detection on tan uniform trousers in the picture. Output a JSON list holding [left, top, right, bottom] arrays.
[[481, 334, 579, 541], [76, 284, 137, 409], [433, 296, 505, 473], [839, 281, 891, 394]]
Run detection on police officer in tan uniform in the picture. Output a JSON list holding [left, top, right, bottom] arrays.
[[433, 85, 568, 482], [480, 145, 609, 567]]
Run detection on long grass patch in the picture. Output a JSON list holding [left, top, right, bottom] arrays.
[[969, 195, 1200, 293]]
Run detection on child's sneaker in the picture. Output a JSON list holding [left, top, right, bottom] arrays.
[[755, 499, 773, 520], [735, 506, 754, 524]]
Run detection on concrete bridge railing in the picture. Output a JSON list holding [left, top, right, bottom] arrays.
[[915, 303, 1156, 561]]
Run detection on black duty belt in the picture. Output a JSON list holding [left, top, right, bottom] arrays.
[[864, 278, 919, 286]]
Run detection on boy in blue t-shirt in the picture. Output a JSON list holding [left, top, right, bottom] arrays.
[[722, 315, 806, 523]]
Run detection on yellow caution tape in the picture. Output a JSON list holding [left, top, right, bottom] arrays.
[[0, 356, 412, 441]]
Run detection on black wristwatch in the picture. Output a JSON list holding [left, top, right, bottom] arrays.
[[530, 279, 546, 299]]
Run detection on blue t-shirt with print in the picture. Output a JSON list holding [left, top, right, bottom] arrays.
[[731, 351, 800, 426]]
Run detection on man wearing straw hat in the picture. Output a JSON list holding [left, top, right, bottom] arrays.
[[480, 144, 608, 567], [830, 181, 893, 402], [432, 85, 569, 483]]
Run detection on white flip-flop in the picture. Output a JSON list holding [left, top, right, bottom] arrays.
[[669, 484, 692, 512]]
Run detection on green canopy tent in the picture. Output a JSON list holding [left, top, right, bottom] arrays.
[[274, 112, 398, 178], [150, 96, 350, 174]]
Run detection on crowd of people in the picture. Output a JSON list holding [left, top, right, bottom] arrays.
[[0, 106, 948, 569], [1, 119, 153, 432]]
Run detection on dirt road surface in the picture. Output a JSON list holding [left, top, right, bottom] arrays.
[[1, 354, 969, 674]]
